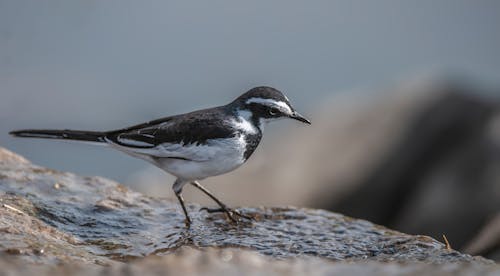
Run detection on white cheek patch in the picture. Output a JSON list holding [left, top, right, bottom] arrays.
[[233, 109, 259, 134], [245, 98, 293, 115]]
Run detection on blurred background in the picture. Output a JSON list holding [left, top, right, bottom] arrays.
[[1, 0, 499, 260]]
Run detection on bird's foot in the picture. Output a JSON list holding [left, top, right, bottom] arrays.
[[200, 206, 254, 222], [184, 217, 192, 228]]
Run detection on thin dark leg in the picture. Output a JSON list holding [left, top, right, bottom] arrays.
[[175, 192, 191, 227], [173, 179, 191, 227], [190, 181, 228, 210], [190, 181, 253, 221]]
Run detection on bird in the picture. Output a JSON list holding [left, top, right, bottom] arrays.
[[9, 86, 311, 227]]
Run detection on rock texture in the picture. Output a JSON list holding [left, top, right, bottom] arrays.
[[0, 248, 499, 276], [0, 147, 498, 275]]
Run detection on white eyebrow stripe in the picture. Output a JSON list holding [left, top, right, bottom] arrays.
[[245, 98, 292, 114]]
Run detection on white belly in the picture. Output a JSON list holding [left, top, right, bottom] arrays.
[[153, 136, 247, 180], [108, 134, 248, 180], [156, 154, 243, 180]]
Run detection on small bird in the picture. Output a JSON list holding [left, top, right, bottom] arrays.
[[10, 86, 310, 227]]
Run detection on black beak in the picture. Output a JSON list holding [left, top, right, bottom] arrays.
[[290, 111, 311, 124]]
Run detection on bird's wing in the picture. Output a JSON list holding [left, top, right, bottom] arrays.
[[104, 109, 237, 160], [113, 138, 240, 161]]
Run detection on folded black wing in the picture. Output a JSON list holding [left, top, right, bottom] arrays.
[[105, 108, 236, 148]]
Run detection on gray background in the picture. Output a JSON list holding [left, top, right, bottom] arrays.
[[1, 0, 499, 184]]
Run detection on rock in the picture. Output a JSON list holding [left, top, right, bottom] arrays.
[[0, 147, 497, 275], [331, 82, 500, 254], [464, 213, 500, 260], [0, 248, 499, 276]]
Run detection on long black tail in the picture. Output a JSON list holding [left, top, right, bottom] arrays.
[[9, 129, 107, 143]]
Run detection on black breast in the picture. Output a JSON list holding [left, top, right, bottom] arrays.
[[238, 107, 263, 160], [243, 132, 262, 160]]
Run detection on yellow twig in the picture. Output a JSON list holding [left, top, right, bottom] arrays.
[[442, 234, 452, 250]]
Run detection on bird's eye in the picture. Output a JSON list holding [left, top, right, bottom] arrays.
[[269, 108, 278, 116]]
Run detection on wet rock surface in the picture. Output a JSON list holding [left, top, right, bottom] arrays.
[[0, 147, 497, 274], [1, 248, 499, 276]]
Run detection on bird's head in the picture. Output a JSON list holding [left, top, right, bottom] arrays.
[[232, 86, 311, 127]]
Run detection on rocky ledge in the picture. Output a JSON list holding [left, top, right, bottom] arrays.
[[0, 147, 497, 275]]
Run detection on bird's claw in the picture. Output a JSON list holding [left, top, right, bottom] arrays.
[[200, 207, 254, 222], [184, 217, 192, 228]]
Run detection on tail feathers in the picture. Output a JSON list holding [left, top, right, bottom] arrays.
[[9, 129, 107, 143]]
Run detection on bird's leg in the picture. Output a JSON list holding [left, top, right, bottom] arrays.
[[190, 181, 253, 222], [173, 179, 191, 227]]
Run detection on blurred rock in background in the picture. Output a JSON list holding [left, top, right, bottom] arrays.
[[130, 79, 500, 260], [464, 213, 500, 261], [329, 80, 500, 260]]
